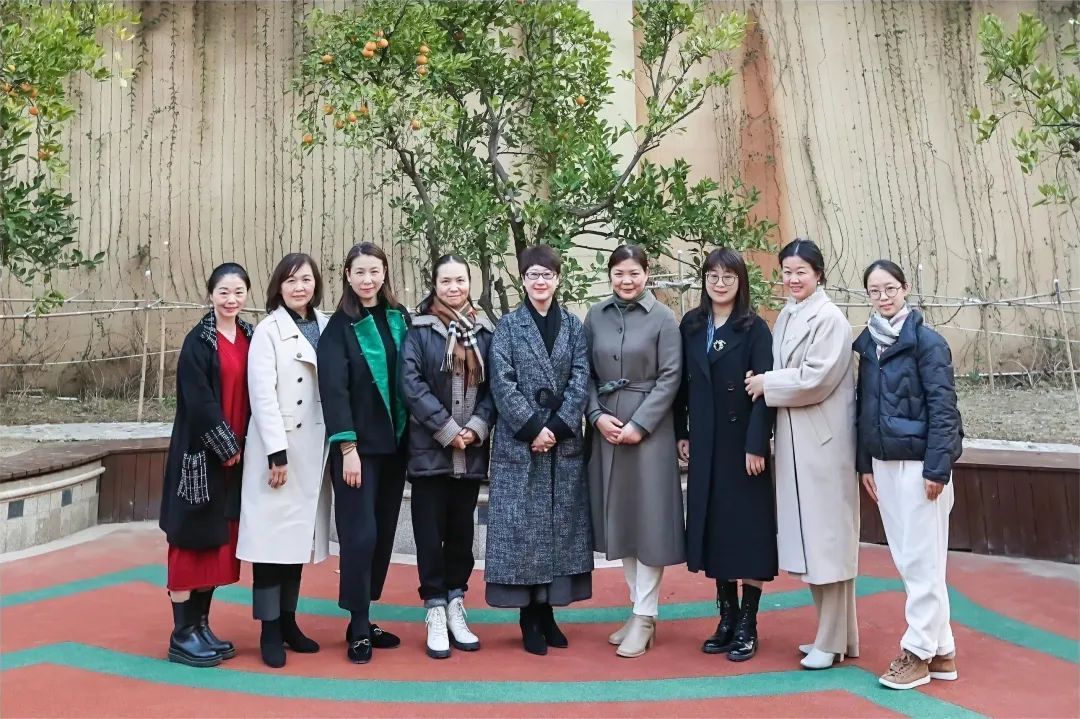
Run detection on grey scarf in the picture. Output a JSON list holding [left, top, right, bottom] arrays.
[[868, 305, 910, 353]]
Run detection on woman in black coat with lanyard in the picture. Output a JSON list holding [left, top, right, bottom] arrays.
[[675, 248, 776, 662], [318, 242, 410, 665], [160, 263, 254, 667]]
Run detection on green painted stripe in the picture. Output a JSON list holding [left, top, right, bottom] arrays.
[[2, 566, 1076, 665], [0, 642, 986, 718]]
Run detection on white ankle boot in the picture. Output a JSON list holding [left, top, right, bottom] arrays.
[[799, 643, 814, 655], [425, 606, 451, 659], [801, 647, 844, 669], [447, 596, 480, 651]]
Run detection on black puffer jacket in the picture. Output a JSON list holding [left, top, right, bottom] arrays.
[[400, 313, 497, 480], [854, 309, 963, 483]]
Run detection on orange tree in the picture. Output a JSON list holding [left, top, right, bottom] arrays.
[[0, 0, 136, 310], [295, 0, 774, 316]]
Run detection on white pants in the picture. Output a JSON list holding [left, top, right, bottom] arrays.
[[873, 458, 956, 660], [622, 558, 664, 617]]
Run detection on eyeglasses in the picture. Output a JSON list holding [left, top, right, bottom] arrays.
[[868, 286, 902, 300], [705, 273, 737, 287], [524, 271, 556, 282]]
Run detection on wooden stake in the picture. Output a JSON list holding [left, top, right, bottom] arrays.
[[980, 301, 995, 392], [137, 304, 150, 422], [157, 310, 166, 400], [1054, 279, 1080, 421]]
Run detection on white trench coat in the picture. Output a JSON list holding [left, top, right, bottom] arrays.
[[237, 307, 332, 564], [763, 288, 859, 585]]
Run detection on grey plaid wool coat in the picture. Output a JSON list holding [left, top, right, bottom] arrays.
[[484, 303, 594, 586]]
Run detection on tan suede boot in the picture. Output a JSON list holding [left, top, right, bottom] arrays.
[[616, 614, 656, 658], [608, 616, 634, 646]]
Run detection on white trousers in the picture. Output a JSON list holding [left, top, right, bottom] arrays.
[[873, 458, 956, 660], [622, 558, 664, 617]]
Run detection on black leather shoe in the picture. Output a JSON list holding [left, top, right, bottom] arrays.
[[168, 600, 222, 668], [702, 600, 737, 654], [193, 590, 236, 660], [537, 603, 568, 648], [346, 622, 400, 649], [727, 608, 758, 662], [260, 619, 286, 668], [519, 605, 548, 656], [347, 637, 373, 664], [281, 611, 319, 653]]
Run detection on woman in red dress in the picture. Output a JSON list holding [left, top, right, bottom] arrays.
[[159, 263, 253, 667]]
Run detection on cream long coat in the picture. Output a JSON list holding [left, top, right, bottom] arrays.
[[237, 307, 332, 565], [762, 288, 859, 585]]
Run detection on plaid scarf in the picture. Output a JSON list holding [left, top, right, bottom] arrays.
[[430, 297, 485, 386]]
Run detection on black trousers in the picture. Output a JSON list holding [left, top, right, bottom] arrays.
[[410, 476, 482, 604], [251, 563, 302, 621], [330, 452, 406, 629]]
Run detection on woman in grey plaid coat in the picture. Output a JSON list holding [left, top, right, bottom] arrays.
[[485, 245, 594, 656]]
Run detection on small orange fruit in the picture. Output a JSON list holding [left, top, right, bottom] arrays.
[[419, 44, 430, 54], [417, 65, 429, 76], [410, 118, 422, 130], [575, 94, 586, 106], [28, 106, 39, 116], [359, 105, 369, 115], [377, 38, 389, 49], [323, 103, 334, 115], [415, 55, 428, 65], [364, 41, 376, 51], [335, 119, 345, 129], [362, 48, 375, 59], [348, 112, 358, 123], [302, 133, 314, 144], [321, 53, 334, 64]]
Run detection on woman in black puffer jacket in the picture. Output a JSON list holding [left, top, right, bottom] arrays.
[[854, 259, 963, 692]]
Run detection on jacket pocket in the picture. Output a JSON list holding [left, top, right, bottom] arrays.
[[178, 450, 210, 505], [808, 405, 832, 445], [884, 416, 927, 438]]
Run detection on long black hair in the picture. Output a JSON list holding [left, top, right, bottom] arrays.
[[778, 237, 827, 285], [417, 254, 471, 314], [691, 247, 755, 331], [338, 242, 398, 318]]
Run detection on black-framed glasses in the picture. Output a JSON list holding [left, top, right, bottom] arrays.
[[524, 271, 556, 282], [868, 286, 902, 300], [705, 273, 737, 287]]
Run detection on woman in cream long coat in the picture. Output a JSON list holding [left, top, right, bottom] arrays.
[[238, 254, 332, 668], [746, 239, 858, 671]]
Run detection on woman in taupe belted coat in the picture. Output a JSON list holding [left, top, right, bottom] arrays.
[[585, 244, 684, 658]]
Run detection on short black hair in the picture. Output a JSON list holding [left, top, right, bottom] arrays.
[[778, 238, 827, 285], [206, 263, 250, 295], [694, 247, 755, 331], [862, 259, 907, 289], [266, 253, 323, 312], [518, 244, 562, 276], [607, 244, 648, 273]]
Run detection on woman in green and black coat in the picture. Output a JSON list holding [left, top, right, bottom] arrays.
[[317, 242, 410, 665]]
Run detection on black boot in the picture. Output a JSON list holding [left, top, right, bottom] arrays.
[[260, 619, 287, 668], [168, 598, 222, 667], [702, 581, 738, 654], [281, 611, 320, 653], [192, 589, 236, 660], [537, 603, 568, 648], [727, 585, 761, 662], [519, 604, 547, 656]]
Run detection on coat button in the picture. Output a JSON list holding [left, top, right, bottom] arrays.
[[296, 423, 302, 429], [297, 377, 303, 383], [296, 399, 302, 405], [617, 327, 623, 334], [613, 354, 619, 360], [727, 383, 735, 392], [729, 413, 738, 423], [296, 353, 302, 359]]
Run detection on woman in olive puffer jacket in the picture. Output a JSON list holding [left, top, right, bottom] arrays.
[[854, 259, 963, 692]]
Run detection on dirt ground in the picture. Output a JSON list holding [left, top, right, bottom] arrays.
[[1, 383, 1076, 446]]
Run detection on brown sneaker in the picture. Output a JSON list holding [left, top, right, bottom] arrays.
[[879, 649, 930, 690], [929, 651, 958, 681]]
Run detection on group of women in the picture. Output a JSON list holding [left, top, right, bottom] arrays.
[[159, 236, 963, 692]]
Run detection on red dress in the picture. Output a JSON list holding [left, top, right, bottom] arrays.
[[167, 330, 250, 591]]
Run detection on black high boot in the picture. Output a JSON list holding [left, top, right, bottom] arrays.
[[727, 584, 761, 662], [702, 580, 738, 654], [260, 618, 287, 668], [168, 598, 222, 667], [537, 602, 568, 648], [519, 604, 548, 656], [192, 588, 236, 659]]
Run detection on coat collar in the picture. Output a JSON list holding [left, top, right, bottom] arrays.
[[271, 305, 328, 340], [198, 310, 254, 350], [597, 290, 657, 313], [512, 302, 569, 386], [776, 287, 830, 366], [412, 312, 494, 337]]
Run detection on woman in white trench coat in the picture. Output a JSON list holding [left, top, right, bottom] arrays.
[[238, 254, 332, 669], [745, 239, 859, 671]]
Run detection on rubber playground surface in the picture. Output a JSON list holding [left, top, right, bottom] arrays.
[[1, 524, 1077, 718]]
